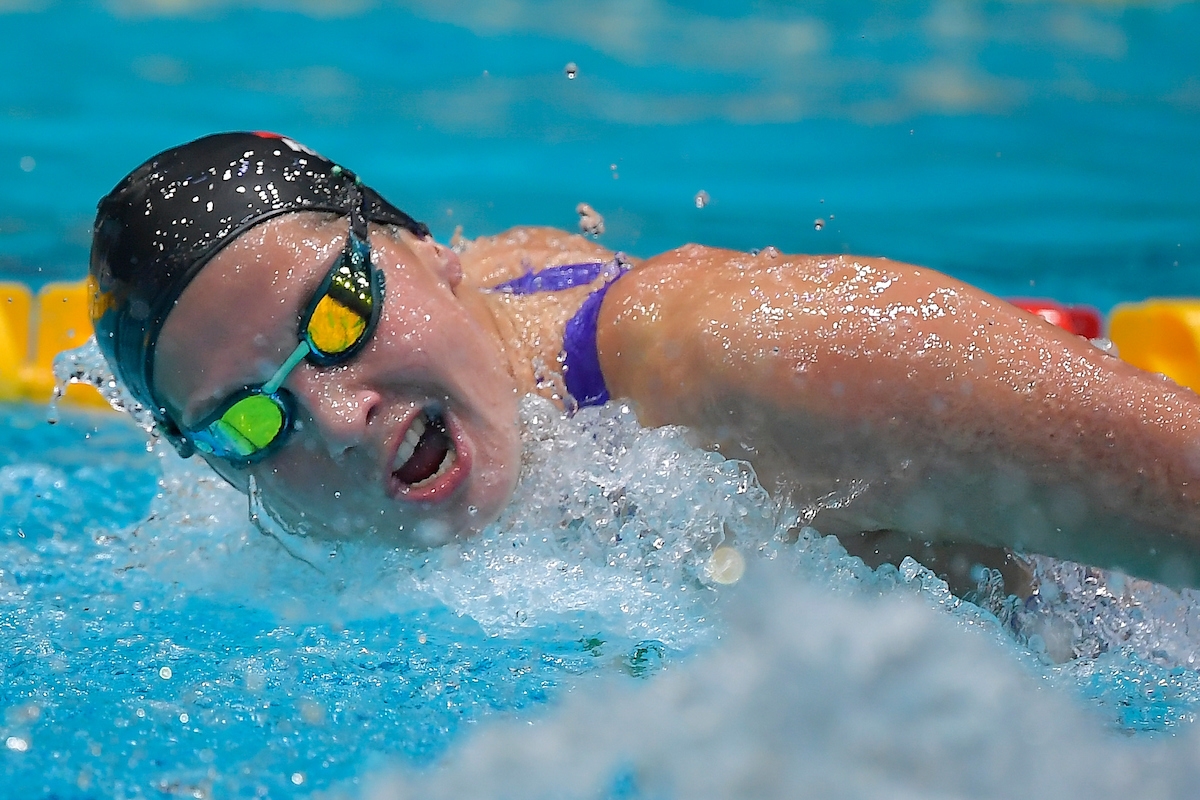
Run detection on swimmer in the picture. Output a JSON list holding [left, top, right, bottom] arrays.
[[90, 132, 1200, 589]]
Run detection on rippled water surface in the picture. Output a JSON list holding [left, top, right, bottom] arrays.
[[6, 398, 1200, 797], [2, 0, 1198, 306]]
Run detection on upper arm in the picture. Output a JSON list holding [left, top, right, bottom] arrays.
[[594, 245, 1200, 582], [595, 246, 967, 427]]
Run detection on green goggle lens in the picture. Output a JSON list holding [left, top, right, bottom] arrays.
[[218, 394, 287, 452], [192, 392, 289, 459]]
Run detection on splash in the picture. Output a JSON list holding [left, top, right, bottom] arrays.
[[50, 336, 158, 434], [405, 398, 787, 646]]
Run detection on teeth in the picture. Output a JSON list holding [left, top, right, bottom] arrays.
[[411, 448, 456, 489], [392, 414, 427, 471]]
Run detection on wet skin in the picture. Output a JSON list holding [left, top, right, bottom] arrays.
[[601, 246, 1200, 587], [156, 217, 1200, 586]]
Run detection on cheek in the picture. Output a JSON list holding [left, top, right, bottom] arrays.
[[464, 397, 524, 523], [250, 444, 360, 518]]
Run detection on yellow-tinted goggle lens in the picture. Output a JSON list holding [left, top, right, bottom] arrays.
[[305, 259, 375, 358], [307, 292, 368, 355]]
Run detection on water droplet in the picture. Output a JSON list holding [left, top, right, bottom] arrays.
[[334, 491, 341, 499], [709, 546, 745, 585], [694, 190, 710, 209], [159, 666, 173, 680], [178, 712, 189, 724], [5, 736, 28, 752], [467, 505, 479, 516], [564, 62, 578, 79], [813, 218, 825, 231], [576, 202, 605, 236], [417, 633, 428, 644], [291, 773, 305, 786]]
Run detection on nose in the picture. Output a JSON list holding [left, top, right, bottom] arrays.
[[289, 368, 382, 458]]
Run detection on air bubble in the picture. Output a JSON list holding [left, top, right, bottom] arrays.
[[159, 666, 173, 680], [694, 190, 710, 209], [564, 62, 578, 79], [813, 218, 825, 231]]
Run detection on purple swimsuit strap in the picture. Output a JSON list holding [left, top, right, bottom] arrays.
[[488, 258, 631, 409]]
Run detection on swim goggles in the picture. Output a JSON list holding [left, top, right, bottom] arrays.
[[175, 216, 383, 465]]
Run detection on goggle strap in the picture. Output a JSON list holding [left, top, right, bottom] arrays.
[[348, 180, 369, 243], [261, 341, 311, 395]]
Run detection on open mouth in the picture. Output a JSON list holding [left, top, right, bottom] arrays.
[[391, 406, 457, 489]]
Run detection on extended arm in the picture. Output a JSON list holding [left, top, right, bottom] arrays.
[[597, 245, 1200, 586]]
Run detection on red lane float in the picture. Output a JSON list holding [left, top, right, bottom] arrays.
[[1008, 298, 1104, 339]]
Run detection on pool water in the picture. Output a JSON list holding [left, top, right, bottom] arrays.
[[10, 390, 1200, 798], [2, 1, 1200, 797]]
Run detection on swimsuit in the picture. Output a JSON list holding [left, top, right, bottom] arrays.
[[489, 257, 631, 409]]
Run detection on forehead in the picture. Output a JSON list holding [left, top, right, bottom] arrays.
[[152, 212, 345, 419]]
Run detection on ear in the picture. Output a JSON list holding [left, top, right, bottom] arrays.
[[409, 234, 463, 289]]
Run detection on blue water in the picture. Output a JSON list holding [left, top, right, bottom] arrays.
[[2, 1, 1198, 307], [4, 1, 1200, 797]]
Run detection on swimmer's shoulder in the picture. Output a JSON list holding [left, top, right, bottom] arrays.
[[456, 226, 633, 288], [627, 244, 899, 281], [596, 246, 910, 371]]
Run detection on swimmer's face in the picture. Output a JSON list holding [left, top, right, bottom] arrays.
[[153, 213, 523, 545]]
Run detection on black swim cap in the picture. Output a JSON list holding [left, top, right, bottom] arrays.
[[90, 131, 429, 423]]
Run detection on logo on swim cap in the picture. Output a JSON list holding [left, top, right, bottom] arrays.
[[252, 131, 318, 157]]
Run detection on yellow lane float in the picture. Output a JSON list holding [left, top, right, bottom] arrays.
[[1109, 301, 1200, 394], [0, 281, 107, 408], [3, 278, 1200, 409]]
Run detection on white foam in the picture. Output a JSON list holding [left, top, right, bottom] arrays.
[[363, 563, 1200, 800]]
